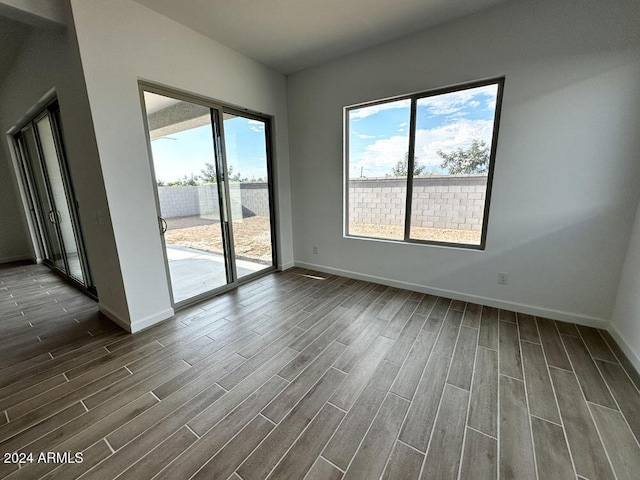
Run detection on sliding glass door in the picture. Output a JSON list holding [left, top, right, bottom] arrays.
[[142, 87, 276, 306], [14, 102, 94, 292], [222, 112, 275, 280], [17, 127, 65, 270]]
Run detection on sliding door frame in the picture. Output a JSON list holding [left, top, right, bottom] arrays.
[[12, 99, 96, 297], [222, 105, 279, 275], [139, 81, 278, 311], [14, 133, 50, 262], [48, 103, 95, 289], [210, 106, 238, 286], [31, 110, 72, 276]]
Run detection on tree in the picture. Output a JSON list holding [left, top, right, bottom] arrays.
[[200, 163, 243, 183], [200, 162, 217, 183], [392, 152, 427, 177], [168, 174, 199, 186], [438, 139, 489, 175], [228, 167, 244, 183]]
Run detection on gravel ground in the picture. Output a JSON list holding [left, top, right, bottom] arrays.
[[165, 216, 218, 229], [349, 222, 481, 244], [165, 215, 273, 263], [165, 216, 481, 261]]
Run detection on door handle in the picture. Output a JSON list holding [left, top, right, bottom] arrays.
[[48, 210, 56, 223], [221, 184, 228, 223], [158, 216, 167, 235]]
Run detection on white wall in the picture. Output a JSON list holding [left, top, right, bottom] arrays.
[[68, 0, 294, 332], [612, 200, 640, 370], [287, 0, 640, 326], [0, 3, 129, 323]]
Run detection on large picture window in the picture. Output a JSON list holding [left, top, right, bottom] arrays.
[[345, 77, 504, 249]]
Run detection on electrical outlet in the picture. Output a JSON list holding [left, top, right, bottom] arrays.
[[498, 272, 509, 285], [312, 245, 319, 255]]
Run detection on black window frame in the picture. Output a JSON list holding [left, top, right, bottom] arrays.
[[344, 76, 505, 250]]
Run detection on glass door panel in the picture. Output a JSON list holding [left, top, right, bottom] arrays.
[[222, 112, 275, 279], [15, 136, 50, 260], [35, 114, 85, 283], [144, 91, 231, 304], [22, 127, 66, 272]]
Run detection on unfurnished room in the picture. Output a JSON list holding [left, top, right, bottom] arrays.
[[0, 0, 639, 479]]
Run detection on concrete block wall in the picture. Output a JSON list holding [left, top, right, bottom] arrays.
[[157, 184, 221, 219], [157, 183, 269, 219], [348, 175, 487, 230], [197, 184, 223, 219], [157, 185, 202, 218], [239, 183, 270, 217]]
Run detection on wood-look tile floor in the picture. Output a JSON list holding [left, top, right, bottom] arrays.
[[1, 263, 640, 479]]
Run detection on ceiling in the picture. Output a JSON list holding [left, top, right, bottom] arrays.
[[134, 0, 509, 75], [0, 15, 31, 83], [143, 91, 183, 115]]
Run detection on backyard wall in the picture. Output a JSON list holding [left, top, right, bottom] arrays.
[[349, 175, 486, 230], [157, 182, 269, 219], [239, 183, 271, 217], [157, 177, 484, 229]]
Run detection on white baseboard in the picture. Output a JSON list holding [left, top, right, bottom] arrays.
[[608, 326, 640, 375], [0, 254, 33, 265], [99, 304, 131, 333], [294, 261, 609, 330], [129, 307, 174, 333], [99, 304, 174, 334], [279, 261, 295, 271]]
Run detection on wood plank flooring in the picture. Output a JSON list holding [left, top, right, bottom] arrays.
[[1, 262, 640, 479]]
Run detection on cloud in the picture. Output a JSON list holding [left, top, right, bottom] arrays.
[[349, 134, 409, 177], [349, 99, 411, 120], [352, 131, 376, 139], [349, 118, 493, 176], [418, 84, 497, 117], [444, 111, 469, 120], [348, 84, 498, 176], [247, 119, 265, 132], [414, 118, 494, 167]]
